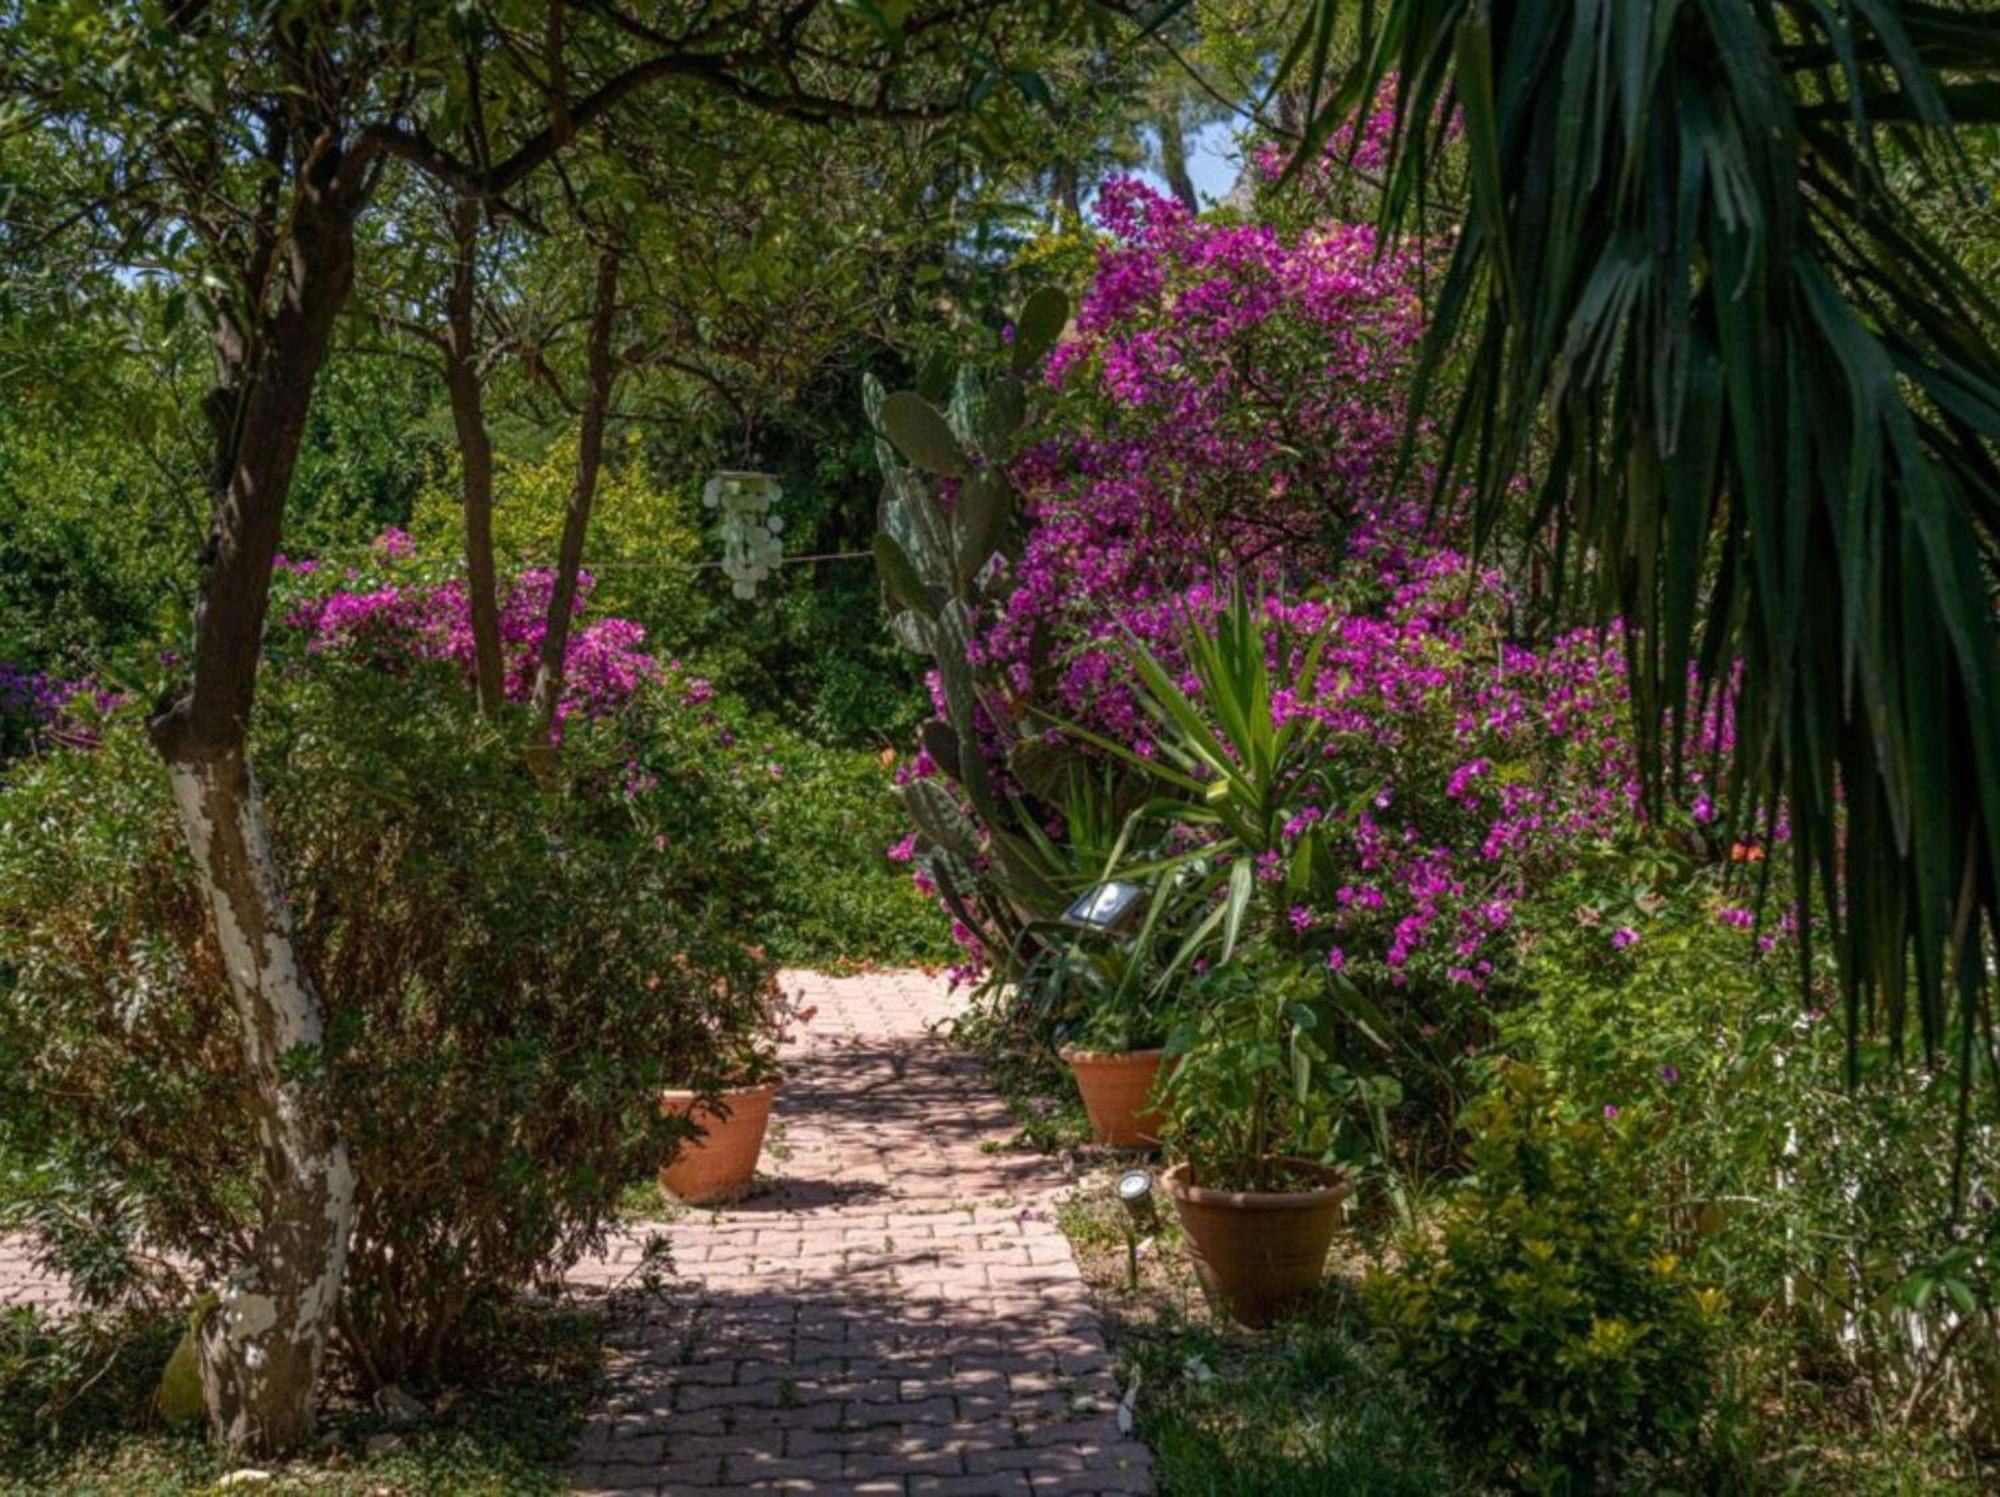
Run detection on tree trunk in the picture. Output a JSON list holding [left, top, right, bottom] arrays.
[[1157, 105, 1199, 213], [148, 152, 360, 1458], [169, 751, 354, 1453], [528, 246, 620, 744], [445, 193, 507, 716], [1051, 159, 1083, 226]]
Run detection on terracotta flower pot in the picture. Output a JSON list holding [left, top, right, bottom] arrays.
[[1163, 1159, 1351, 1327], [657, 1079, 781, 1205], [1060, 1046, 1166, 1148]]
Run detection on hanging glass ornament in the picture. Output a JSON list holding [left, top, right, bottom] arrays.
[[703, 470, 785, 600]]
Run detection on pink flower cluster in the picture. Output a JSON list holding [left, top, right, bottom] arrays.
[[0, 662, 124, 753], [1142, 571, 1642, 998], [981, 178, 1428, 749], [281, 540, 708, 728]]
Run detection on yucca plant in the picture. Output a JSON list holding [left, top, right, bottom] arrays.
[[1060, 588, 1342, 984], [1281, 1, 2000, 1180], [1057, 591, 1397, 1188]]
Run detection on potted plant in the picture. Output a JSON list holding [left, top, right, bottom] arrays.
[[658, 962, 813, 1205], [1156, 947, 1362, 1325], [1057, 591, 1399, 1323], [1028, 924, 1182, 1148], [1061, 1038, 1168, 1149]]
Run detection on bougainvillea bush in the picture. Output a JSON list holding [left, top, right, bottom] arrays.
[[0, 551, 782, 1386], [980, 176, 1429, 745], [878, 179, 1767, 1189], [0, 662, 119, 760], [279, 533, 945, 966], [894, 181, 1691, 1013]]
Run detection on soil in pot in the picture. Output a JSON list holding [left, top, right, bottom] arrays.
[[1060, 1046, 1166, 1148], [1164, 1158, 1351, 1327], [658, 1080, 781, 1205]]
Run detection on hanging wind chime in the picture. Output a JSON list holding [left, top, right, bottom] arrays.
[[704, 469, 784, 600]]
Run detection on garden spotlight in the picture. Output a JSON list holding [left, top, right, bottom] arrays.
[[1063, 881, 1148, 935]]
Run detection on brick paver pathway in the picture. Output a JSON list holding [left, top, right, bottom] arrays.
[[0, 969, 1149, 1496], [0, 1237, 69, 1313], [568, 969, 1150, 1496]]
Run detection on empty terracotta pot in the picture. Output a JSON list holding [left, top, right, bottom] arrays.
[[1060, 1047, 1166, 1148], [1163, 1159, 1351, 1327], [657, 1080, 781, 1205]]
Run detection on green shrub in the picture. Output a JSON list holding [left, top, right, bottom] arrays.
[[1366, 1062, 1720, 1492], [1505, 858, 2000, 1460], [406, 435, 707, 636], [0, 654, 774, 1388], [726, 714, 952, 967]]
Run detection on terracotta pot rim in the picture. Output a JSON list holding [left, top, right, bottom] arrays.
[[660, 1077, 784, 1105], [1162, 1158, 1352, 1210], [1058, 1045, 1167, 1065]]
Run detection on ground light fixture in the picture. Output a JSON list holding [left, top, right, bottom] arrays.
[[1062, 880, 1148, 935], [1114, 1167, 1157, 1293], [1115, 1167, 1157, 1228]]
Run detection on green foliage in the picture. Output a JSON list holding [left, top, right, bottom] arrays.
[[1067, 588, 1339, 981], [0, 1306, 182, 1462], [1065, 592, 1401, 1185], [724, 714, 953, 968], [1506, 856, 2000, 1460], [1012, 926, 1183, 1054], [1130, 1312, 1457, 1497], [1160, 946, 1386, 1193], [1, 1298, 610, 1494], [286, 351, 446, 555], [0, 296, 197, 667], [0, 657, 774, 1387], [408, 435, 707, 637], [866, 291, 1086, 956], [1366, 1063, 1721, 1493]]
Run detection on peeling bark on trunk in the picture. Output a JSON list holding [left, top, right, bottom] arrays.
[[169, 753, 354, 1454], [445, 194, 507, 717], [149, 145, 362, 1456], [528, 246, 620, 746]]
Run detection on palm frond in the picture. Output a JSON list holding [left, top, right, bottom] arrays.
[[1281, 1, 2000, 1139]]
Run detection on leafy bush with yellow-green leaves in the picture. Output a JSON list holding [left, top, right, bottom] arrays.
[[1366, 1062, 1721, 1493], [408, 435, 708, 635]]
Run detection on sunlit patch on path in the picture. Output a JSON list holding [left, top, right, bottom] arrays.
[[567, 969, 1151, 1495]]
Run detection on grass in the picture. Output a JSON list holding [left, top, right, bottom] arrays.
[[1129, 1306, 1459, 1497], [0, 1297, 610, 1496]]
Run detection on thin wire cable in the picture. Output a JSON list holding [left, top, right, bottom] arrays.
[[283, 546, 874, 574]]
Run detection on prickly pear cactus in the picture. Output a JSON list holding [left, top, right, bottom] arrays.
[[865, 291, 1085, 963]]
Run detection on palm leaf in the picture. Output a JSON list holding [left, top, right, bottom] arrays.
[[1282, 0, 2000, 1181]]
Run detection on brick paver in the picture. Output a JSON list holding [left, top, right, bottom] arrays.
[[0, 969, 1148, 1496], [568, 969, 1150, 1496], [0, 1237, 69, 1313]]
